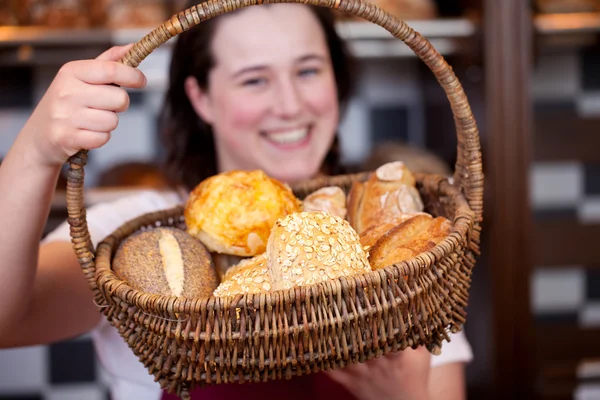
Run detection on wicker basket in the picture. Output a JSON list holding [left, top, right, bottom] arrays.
[[64, 0, 483, 398]]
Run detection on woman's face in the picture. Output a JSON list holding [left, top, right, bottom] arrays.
[[186, 4, 339, 184]]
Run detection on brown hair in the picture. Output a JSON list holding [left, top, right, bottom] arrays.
[[158, 1, 356, 190]]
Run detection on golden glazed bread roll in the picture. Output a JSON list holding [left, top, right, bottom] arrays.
[[112, 227, 218, 298], [302, 186, 347, 219], [348, 161, 424, 234], [184, 170, 302, 257], [366, 214, 451, 271], [212, 253, 270, 297], [266, 211, 371, 291]]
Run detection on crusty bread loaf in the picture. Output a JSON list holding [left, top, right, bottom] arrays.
[[184, 170, 302, 257], [212, 253, 270, 297], [302, 186, 347, 219], [112, 227, 218, 298], [348, 161, 424, 234], [366, 214, 451, 270], [266, 211, 371, 291], [359, 212, 429, 250]]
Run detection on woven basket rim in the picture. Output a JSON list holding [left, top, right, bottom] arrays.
[[93, 172, 475, 317]]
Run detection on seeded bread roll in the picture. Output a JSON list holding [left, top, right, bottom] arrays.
[[348, 161, 424, 234], [213, 253, 270, 297], [184, 170, 302, 257], [302, 186, 347, 219], [112, 227, 218, 298], [367, 213, 452, 270], [266, 212, 371, 291]]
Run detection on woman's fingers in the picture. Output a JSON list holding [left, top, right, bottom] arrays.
[[72, 108, 119, 133], [84, 84, 131, 113], [66, 59, 147, 88], [71, 130, 112, 151]]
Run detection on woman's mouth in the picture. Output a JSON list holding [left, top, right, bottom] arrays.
[[261, 126, 312, 148]]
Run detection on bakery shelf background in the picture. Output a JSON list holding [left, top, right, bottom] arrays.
[[1, 0, 600, 399]]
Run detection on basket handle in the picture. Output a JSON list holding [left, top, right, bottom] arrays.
[[66, 0, 483, 297]]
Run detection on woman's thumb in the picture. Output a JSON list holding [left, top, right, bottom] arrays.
[[96, 43, 135, 62]]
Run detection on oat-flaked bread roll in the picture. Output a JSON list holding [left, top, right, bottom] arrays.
[[367, 213, 451, 270], [184, 170, 302, 257], [266, 211, 371, 291], [348, 161, 424, 234], [212, 253, 270, 297], [302, 186, 347, 219], [112, 227, 218, 298]]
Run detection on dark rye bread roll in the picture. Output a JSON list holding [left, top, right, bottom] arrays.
[[112, 227, 218, 299]]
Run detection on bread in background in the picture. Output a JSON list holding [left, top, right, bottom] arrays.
[[266, 211, 371, 291], [302, 186, 347, 219], [184, 170, 302, 257], [112, 227, 218, 298]]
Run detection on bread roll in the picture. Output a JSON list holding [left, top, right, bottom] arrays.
[[112, 227, 218, 298], [359, 212, 429, 250], [184, 170, 302, 257], [348, 161, 424, 234], [302, 186, 347, 219], [367, 214, 451, 270], [266, 212, 371, 291], [213, 253, 270, 297]]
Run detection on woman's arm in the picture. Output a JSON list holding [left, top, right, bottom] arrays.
[[0, 44, 147, 347]]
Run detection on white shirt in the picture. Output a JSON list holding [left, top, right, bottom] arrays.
[[43, 189, 473, 400]]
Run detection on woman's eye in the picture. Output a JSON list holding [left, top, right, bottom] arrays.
[[242, 77, 267, 87], [298, 68, 319, 77]]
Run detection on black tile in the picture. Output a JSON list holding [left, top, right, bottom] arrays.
[[0, 395, 42, 400], [586, 269, 600, 300], [533, 208, 577, 221], [584, 164, 600, 195], [0, 67, 33, 108], [533, 101, 576, 114], [535, 311, 579, 325], [370, 106, 409, 144], [49, 339, 96, 384], [582, 48, 600, 91]]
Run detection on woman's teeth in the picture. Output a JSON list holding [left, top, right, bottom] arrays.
[[264, 128, 309, 144]]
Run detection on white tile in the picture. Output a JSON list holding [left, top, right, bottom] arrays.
[[531, 267, 585, 313], [577, 90, 600, 117], [0, 109, 31, 156], [530, 162, 584, 208], [339, 98, 370, 164], [0, 345, 47, 391], [575, 383, 600, 400], [45, 384, 106, 400], [580, 302, 600, 328], [532, 51, 580, 101], [579, 197, 600, 224]]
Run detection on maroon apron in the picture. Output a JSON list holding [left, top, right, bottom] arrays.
[[160, 372, 359, 400]]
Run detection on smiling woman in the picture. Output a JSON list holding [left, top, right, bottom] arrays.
[[0, 0, 473, 399], [159, 2, 354, 189]]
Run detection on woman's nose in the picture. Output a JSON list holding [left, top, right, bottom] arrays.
[[273, 79, 302, 118]]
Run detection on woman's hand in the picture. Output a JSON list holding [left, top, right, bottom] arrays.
[[326, 346, 432, 400], [21, 44, 147, 167]]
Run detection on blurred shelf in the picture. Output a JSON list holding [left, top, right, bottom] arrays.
[[0, 18, 477, 66], [534, 12, 600, 34]]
